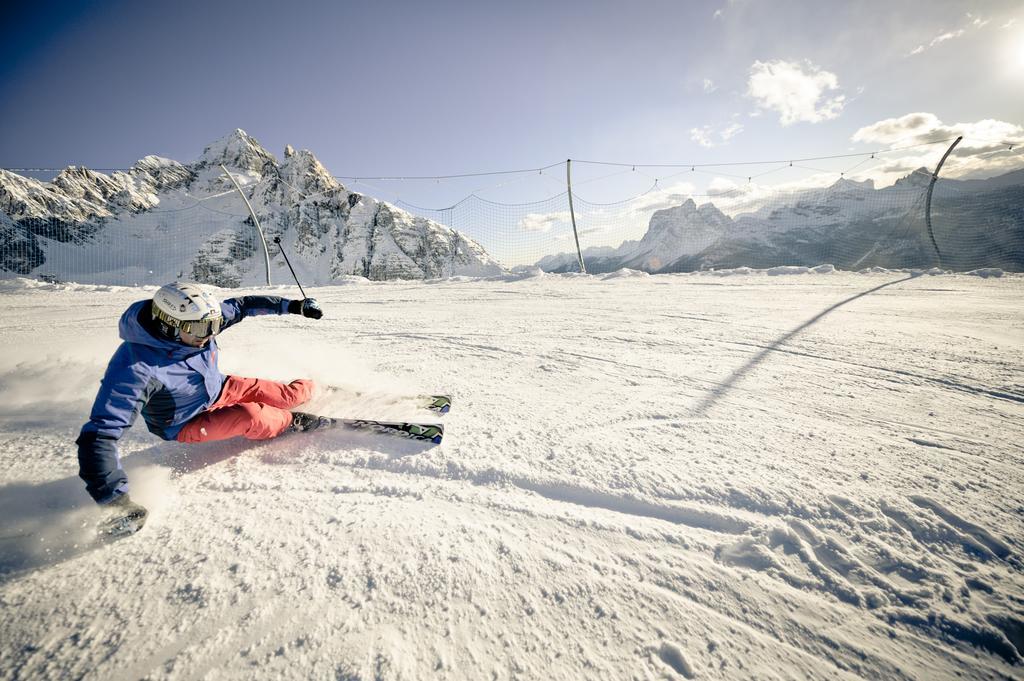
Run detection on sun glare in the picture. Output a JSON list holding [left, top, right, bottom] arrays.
[[1007, 30, 1024, 68]]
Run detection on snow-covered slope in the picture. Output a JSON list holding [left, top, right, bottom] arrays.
[[0, 272, 1021, 679], [0, 130, 505, 285]]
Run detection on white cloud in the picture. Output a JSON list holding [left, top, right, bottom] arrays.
[[721, 122, 743, 140], [697, 177, 789, 216], [627, 181, 699, 213], [746, 60, 845, 125], [909, 12, 998, 56], [690, 127, 714, 148], [966, 13, 989, 28], [713, 9, 723, 19], [707, 177, 750, 197], [690, 122, 745, 148], [933, 29, 966, 45], [852, 113, 1022, 150], [519, 211, 570, 233], [1002, 18, 1017, 29], [852, 112, 946, 144], [702, 78, 716, 93], [851, 113, 1024, 182]]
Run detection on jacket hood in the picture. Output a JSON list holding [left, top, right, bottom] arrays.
[[119, 300, 206, 359]]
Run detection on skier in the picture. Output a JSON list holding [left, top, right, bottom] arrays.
[[76, 282, 327, 537]]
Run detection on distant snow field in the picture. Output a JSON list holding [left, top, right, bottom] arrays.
[[0, 270, 1022, 680]]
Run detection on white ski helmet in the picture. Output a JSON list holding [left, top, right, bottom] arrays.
[[152, 282, 223, 339]]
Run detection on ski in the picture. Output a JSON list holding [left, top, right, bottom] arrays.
[[97, 506, 148, 540], [318, 387, 451, 415], [335, 418, 444, 444], [422, 394, 452, 414]]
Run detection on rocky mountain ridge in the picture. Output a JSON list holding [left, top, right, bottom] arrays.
[[1, 130, 504, 286], [538, 167, 1024, 273]]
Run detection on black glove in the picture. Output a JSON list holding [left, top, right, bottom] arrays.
[[288, 298, 323, 319], [97, 494, 148, 539]]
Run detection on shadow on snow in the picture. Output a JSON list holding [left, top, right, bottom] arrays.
[[691, 275, 915, 417], [0, 426, 434, 584]]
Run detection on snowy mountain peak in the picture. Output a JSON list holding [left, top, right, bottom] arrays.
[[53, 166, 121, 202], [258, 147, 346, 202], [0, 169, 52, 219], [52, 164, 164, 214], [129, 156, 195, 192], [280, 148, 333, 182], [830, 176, 875, 192], [54, 165, 105, 183], [696, 201, 731, 224], [538, 164, 1024, 274], [587, 197, 738, 271], [893, 167, 934, 188], [195, 129, 276, 172], [643, 199, 729, 226], [673, 198, 698, 214], [0, 167, 118, 222], [821, 175, 876, 202], [645, 199, 731, 239], [52, 165, 117, 195], [132, 155, 183, 174], [0, 130, 504, 283]]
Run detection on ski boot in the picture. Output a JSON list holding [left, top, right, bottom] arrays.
[[97, 495, 148, 539], [289, 411, 335, 433]]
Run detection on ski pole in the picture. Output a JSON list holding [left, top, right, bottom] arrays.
[[273, 236, 308, 299]]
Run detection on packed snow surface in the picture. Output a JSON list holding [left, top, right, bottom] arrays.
[[0, 271, 1022, 680]]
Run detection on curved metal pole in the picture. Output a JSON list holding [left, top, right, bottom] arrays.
[[925, 136, 962, 269], [221, 164, 271, 285], [566, 159, 586, 273]]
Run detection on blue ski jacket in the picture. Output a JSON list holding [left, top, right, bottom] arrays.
[[77, 295, 295, 503]]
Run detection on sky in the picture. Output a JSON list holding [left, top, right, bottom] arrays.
[[1, 0, 1023, 208]]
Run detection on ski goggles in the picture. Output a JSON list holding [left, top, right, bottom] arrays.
[[153, 307, 223, 338], [179, 316, 222, 338]]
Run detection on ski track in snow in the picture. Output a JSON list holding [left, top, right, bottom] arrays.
[[0, 271, 1022, 680]]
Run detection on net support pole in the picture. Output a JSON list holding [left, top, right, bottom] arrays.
[[565, 159, 587, 273], [925, 136, 962, 269], [221, 164, 272, 285]]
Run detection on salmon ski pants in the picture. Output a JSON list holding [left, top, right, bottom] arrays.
[[176, 376, 315, 443]]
